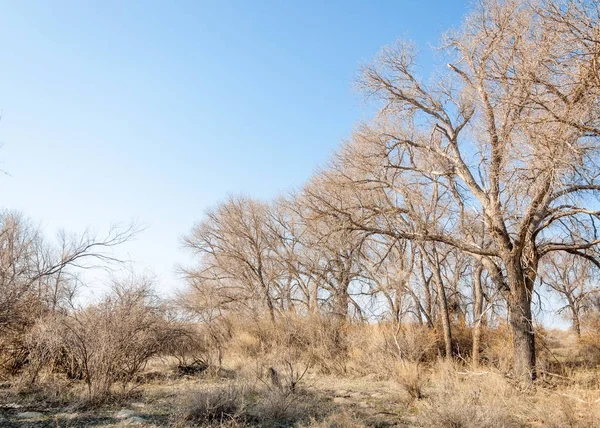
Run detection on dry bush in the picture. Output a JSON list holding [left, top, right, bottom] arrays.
[[230, 314, 348, 376], [24, 275, 181, 401], [534, 394, 600, 428], [0, 213, 138, 381], [162, 322, 211, 370], [478, 324, 513, 372], [300, 412, 367, 428], [396, 361, 426, 401], [238, 316, 316, 393], [344, 324, 392, 377], [175, 383, 249, 426], [232, 329, 263, 359], [448, 324, 474, 360], [284, 315, 348, 375], [21, 317, 80, 386], [173, 281, 236, 371], [174, 381, 326, 428], [576, 313, 600, 367], [252, 388, 326, 427], [533, 325, 568, 376], [416, 361, 520, 428], [342, 322, 437, 379], [305, 316, 349, 374], [0, 303, 46, 378], [475, 323, 558, 376], [419, 392, 520, 428], [385, 323, 438, 363], [0, 213, 62, 377]]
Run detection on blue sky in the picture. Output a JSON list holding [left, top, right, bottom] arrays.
[[0, 0, 473, 297]]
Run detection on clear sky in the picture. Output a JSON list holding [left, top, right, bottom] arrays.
[[0, 0, 473, 297]]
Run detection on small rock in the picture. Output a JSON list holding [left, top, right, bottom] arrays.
[[16, 411, 44, 419], [116, 409, 136, 419], [123, 416, 146, 425], [131, 402, 146, 408], [333, 397, 347, 403]]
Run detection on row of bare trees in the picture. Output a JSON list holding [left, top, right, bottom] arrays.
[[182, 0, 600, 383], [181, 195, 499, 360], [0, 0, 597, 389]]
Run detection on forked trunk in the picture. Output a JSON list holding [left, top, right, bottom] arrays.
[[423, 246, 453, 357]]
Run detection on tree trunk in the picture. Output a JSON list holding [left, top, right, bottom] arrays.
[[571, 308, 581, 339], [265, 294, 276, 323], [257, 272, 276, 323], [508, 284, 536, 382], [429, 250, 452, 357], [420, 246, 452, 356], [309, 282, 319, 314], [472, 265, 484, 368], [435, 276, 453, 357], [332, 287, 349, 321]]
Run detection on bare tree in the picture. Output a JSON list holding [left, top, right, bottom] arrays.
[[306, 0, 600, 381], [182, 196, 289, 322], [266, 197, 318, 314], [361, 237, 416, 324], [539, 252, 598, 338], [299, 176, 373, 321]]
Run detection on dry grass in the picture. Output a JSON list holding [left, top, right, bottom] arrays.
[[174, 383, 249, 426], [3, 315, 600, 427], [395, 361, 426, 401]]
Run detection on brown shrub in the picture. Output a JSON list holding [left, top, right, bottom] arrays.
[[417, 361, 520, 428], [230, 314, 348, 376], [174, 381, 325, 428], [577, 313, 600, 367], [25, 276, 182, 401], [478, 323, 513, 372], [396, 361, 426, 400], [175, 383, 249, 426], [342, 322, 438, 379], [162, 322, 211, 369], [301, 412, 368, 428]]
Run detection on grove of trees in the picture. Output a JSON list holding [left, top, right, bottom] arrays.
[[182, 0, 600, 383], [1, 1, 599, 403]]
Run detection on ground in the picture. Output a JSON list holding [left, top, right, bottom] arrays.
[[0, 370, 412, 427], [2, 330, 600, 427]]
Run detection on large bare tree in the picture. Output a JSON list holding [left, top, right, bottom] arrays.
[[307, 0, 600, 381]]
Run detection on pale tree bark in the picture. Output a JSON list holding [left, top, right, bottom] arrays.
[[472, 265, 484, 368]]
